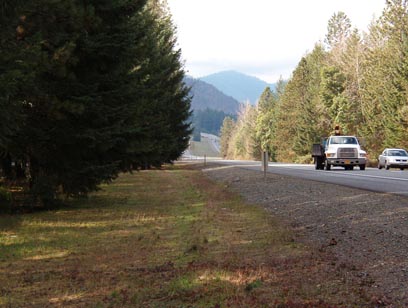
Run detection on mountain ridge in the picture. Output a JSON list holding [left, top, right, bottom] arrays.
[[184, 76, 239, 114], [199, 70, 276, 104]]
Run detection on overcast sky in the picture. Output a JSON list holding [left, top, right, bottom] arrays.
[[167, 0, 386, 83]]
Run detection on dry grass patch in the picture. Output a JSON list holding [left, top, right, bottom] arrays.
[[0, 163, 372, 307]]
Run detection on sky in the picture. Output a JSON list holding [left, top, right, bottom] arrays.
[[167, 0, 386, 84]]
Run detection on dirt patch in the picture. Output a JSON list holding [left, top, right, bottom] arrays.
[[203, 163, 408, 307]]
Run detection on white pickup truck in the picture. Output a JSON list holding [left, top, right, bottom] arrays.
[[312, 135, 367, 170]]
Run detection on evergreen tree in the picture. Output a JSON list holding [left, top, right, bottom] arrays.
[[1, 0, 191, 206], [340, 30, 365, 135], [359, 18, 390, 154], [255, 87, 280, 161], [126, 1, 191, 169], [320, 66, 348, 126], [325, 11, 352, 51]]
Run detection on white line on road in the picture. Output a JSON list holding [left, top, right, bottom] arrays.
[[270, 164, 408, 182]]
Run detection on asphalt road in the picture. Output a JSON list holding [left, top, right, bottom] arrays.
[[209, 159, 408, 197]]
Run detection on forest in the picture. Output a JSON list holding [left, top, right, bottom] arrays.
[[221, 0, 408, 164], [0, 0, 191, 210]]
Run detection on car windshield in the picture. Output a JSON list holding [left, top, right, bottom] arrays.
[[389, 150, 408, 156], [330, 137, 357, 145]]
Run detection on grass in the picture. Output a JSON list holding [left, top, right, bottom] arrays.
[[0, 163, 373, 307]]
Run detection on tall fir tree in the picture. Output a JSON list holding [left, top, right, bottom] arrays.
[[255, 87, 280, 161], [1, 0, 191, 206]]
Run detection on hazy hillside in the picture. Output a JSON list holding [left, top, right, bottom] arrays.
[[200, 70, 276, 104], [184, 77, 239, 114]]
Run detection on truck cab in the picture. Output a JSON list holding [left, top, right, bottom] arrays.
[[324, 136, 366, 170], [312, 135, 367, 170]]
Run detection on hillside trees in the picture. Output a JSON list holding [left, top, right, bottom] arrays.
[[219, 3, 408, 163], [274, 45, 327, 162], [193, 109, 234, 137], [220, 104, 259, 160], [359, 0, 408, 154], [0, 0, 191, 207]]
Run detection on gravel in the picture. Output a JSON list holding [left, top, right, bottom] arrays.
[[202, 163, 408, 306]]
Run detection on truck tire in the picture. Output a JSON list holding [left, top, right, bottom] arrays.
[[325, 160, 331, 170], [359, 164, 366, 171]]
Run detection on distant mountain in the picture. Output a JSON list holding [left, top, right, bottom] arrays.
[[184, 76, 239, 114], [200, 70, 275, 104]]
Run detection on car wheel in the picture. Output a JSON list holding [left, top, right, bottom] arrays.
[[385, 164, 390, 170], [378, 162, 382, 169], [359, 164, 366, 171], [400, 167, 404, 171]]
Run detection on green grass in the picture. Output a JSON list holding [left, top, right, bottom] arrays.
[[0, 163, 372, 307]]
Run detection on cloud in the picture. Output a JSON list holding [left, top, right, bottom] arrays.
[[170, 0, 385, 84]]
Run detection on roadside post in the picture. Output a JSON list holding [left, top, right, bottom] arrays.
[[262, 151, 268, 180], [204, 154, 206, 166]]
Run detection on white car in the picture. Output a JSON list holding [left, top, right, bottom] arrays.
[[378, 148, 408, 170]]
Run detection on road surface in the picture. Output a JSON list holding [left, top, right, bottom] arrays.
[[206, 159, 408, 197]]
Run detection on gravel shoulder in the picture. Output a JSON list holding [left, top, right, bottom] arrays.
[[202, 163, 408, 306]]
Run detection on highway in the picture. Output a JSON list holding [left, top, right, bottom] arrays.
[[209, 159, 408, 197]]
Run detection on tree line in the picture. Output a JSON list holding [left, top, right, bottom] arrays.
[[192, 108, 236, 141], [221, 0, 408, 163], [0, 0, 191, 210]]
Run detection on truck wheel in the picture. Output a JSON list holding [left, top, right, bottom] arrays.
[[325, 160, 331, 170], [359, 164, 366, 171], [315, 157, 324, 170]]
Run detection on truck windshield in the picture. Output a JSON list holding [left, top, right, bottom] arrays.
[[330, 137, 357, 145]]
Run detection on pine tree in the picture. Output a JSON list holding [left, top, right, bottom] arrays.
[[255, 87, 280, 160], [121, 0, 191, 170], [1, 0, 191, 206], [325, 11, 352, 51]]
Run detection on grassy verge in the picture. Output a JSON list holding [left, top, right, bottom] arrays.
[[0, 163, 370, 307]]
